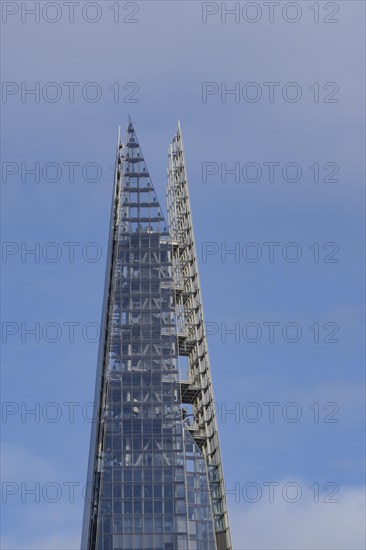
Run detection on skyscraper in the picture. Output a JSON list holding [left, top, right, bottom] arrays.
[[81, 120, 232, 550]]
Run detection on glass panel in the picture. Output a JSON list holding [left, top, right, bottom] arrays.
[[85, 122, 216, 550]]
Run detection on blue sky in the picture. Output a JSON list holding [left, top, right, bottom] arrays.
[[1, 1, 365, 549]]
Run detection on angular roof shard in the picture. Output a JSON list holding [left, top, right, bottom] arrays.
[[117, 119, 168, 236]]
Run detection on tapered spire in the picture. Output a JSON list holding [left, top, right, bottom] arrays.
[[81, 121, 220, 550], [81, 121, 231, 550]]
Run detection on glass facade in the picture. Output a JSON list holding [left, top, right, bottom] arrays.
[[82, 122, 218, 550]]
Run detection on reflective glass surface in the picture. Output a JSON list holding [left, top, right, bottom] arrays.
[[91, 123, 216, 550]]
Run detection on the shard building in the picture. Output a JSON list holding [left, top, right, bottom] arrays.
[[81, 120, 232, 550]]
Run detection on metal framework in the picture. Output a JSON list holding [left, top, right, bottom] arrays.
[[167, 124, 231, 549], [81, 120, 231, 550]]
